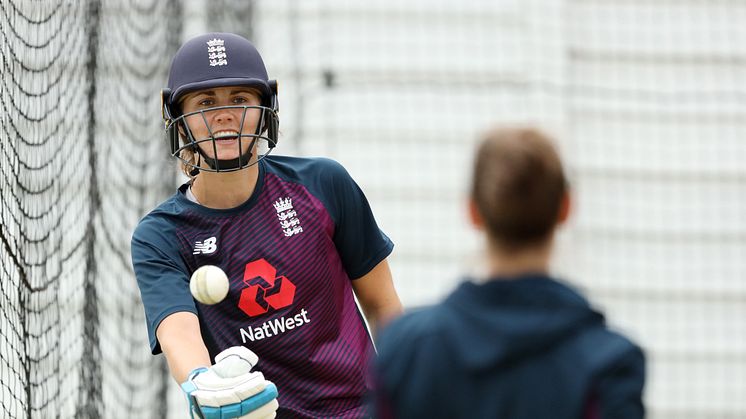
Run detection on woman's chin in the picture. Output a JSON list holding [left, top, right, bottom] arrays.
[[202, 149, 252, 161], [212, 154, 241, 161]]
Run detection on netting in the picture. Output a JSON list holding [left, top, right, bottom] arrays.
[[1, 0, 182, 417], [205, 0, 255, 38], [2, 1, 746, 418], [251, 1, 746, 418]]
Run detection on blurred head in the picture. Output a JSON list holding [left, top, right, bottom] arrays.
[[469, 127, 570, 251], [161, 32, 279, 177]]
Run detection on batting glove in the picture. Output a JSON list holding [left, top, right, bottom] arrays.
[[181, 346, 279, 419]]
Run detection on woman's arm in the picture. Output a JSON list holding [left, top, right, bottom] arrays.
[[351, 259, 403, 338], [156, 311, 212, 383]]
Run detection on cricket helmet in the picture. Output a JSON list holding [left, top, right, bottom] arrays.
[[161, 32, 279, 173]]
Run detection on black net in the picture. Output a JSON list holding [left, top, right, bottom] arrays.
[[1, 0, 181, 417]]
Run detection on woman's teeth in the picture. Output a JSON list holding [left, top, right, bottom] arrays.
[[213, 131, 239, 140]]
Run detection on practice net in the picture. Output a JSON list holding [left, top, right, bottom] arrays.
[[1, 0, 182, 417], [252, 1, 746, 418]]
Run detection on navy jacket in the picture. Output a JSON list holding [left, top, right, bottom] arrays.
[[374, 275, 645, 419]]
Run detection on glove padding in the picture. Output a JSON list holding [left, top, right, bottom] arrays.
[[182, 346, 279, 419]]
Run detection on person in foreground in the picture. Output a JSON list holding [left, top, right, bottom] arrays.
[[373, 127, 645, 419], [131, 32, 402, 419]]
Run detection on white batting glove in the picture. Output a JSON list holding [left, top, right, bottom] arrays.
[[181, 346, 279, 419]]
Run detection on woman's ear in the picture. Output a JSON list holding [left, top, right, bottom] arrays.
[[468, 198, 485, 230], [557, 191, 571, 225]]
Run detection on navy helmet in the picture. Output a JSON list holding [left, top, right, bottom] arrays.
[[162, 32, 279, 174]]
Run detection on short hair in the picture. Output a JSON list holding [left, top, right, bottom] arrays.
[[470, 127, 568, 248]]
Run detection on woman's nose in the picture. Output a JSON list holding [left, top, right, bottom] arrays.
[[213, 109, 235, 124], [212, 108, 241, 124]]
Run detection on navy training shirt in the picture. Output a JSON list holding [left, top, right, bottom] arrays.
[[375, 275, 646, 419], [131, 155, 393, 418]]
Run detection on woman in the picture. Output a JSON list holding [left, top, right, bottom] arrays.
[[131, 32, 402, 419]]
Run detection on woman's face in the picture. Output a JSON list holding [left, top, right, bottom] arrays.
[[180, 86, 263, 162]]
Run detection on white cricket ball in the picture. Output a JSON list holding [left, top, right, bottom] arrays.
[[189, 265, 230, 305]]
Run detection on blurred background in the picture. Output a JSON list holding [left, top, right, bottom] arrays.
[[1, 0, 744, 418]]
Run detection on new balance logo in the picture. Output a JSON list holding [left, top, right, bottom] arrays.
[[193, 237, 217, 255]]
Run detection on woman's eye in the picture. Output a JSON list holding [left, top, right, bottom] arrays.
[[233, 97, 248, 104], [198, 99, 214, 107]]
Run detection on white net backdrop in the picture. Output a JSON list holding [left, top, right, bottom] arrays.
[[247, 1, 746, 418]]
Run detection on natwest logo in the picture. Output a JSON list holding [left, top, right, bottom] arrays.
[[238, 259, 296, 317]]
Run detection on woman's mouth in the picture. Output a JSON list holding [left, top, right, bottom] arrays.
[[212, 130, 240, 142]]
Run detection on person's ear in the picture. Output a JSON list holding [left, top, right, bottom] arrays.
[[557, 191, 571, 225], [468, 198, 485, 230]]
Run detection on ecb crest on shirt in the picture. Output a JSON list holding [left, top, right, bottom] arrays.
[[274, 197, 303, 237]]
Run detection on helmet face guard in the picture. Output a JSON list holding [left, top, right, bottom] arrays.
[[163, 89, 279, 173], [162, 32, 280, 174]]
